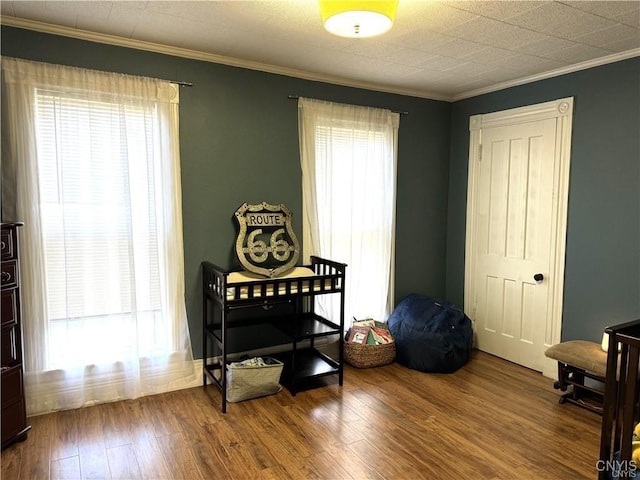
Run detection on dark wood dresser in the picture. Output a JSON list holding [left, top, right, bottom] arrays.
[[1, 222, 30, 449]]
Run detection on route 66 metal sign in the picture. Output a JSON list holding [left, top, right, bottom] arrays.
[[234, 202, 300, 277]]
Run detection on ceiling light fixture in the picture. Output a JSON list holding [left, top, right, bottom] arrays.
[[319, 1, 399, 38]]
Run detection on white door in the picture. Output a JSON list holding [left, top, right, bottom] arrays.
[[465, 98, 574, 375]]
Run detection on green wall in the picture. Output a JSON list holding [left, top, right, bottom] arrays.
[[1, 26, 451, 358], [447, 58, 640, 343]]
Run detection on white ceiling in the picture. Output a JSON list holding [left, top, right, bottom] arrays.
[[2, 1, 639, 101]]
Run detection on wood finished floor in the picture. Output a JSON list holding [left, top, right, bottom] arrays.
[[1, 350, 602, 480]]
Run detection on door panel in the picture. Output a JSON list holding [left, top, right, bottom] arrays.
[[473, 118, 557, 371]]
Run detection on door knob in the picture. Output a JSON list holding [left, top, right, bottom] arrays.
[[534, 273, 544, 283]]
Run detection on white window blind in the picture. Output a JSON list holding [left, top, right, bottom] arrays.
[[314, 124, 392, 260]]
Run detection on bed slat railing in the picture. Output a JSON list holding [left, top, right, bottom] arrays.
[[202, 256, 346, 303]]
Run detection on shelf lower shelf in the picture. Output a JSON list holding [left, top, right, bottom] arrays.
[[274, 347, 341, 394], [205, 349, 339, 378], [204, 346, 341, 391]]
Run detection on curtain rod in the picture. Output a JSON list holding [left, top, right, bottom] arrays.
[[288, 95, 408, 115], [171, 80, 193, 87]]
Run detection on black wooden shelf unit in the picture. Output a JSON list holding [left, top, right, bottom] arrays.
[[201, 256, 346, 413]]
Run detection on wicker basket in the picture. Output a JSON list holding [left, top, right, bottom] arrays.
[[344, 341, 396, 368]]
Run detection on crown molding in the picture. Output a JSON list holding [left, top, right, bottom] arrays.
[[453, 48, 640, 102], [2, 16, 638, 104], [0, 16, 451, 102]]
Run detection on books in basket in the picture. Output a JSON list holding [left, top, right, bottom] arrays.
[[347, 325, 394, 345], [348, 326, 370, 344], [352, 317, 376, 328], [370, 326, 393, 345]]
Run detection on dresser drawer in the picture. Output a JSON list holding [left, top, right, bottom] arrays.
[[1, 289, 18, 328], [1, 324, 20, 368], [1, 365, 24, 410], [1, 260, 18, 290], [1, 393, 27, 446], [0, 228, 17, 261]]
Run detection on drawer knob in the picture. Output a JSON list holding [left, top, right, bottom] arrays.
[[1, 271, 11, 282]]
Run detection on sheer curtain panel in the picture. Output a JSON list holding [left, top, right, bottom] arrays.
[[1, 58, 195, 415], [298, 97, 399, 324]]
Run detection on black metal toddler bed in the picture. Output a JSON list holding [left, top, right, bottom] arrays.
[[599, 319, 640, 480]]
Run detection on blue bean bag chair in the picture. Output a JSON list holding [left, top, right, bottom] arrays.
[[387, 293, 473, 373]]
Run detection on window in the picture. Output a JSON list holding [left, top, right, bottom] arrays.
[[2, 58, 194, 414], [298, 98, 399, 323], [36, 89, 168, 368]]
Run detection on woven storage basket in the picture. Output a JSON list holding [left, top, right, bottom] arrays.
[[344, 341, 396, 368], [226, 357, 283, 403]]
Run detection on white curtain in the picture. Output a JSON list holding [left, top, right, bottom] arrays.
[[298, 97, 399, 324], [1, 57, 195, 416]]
